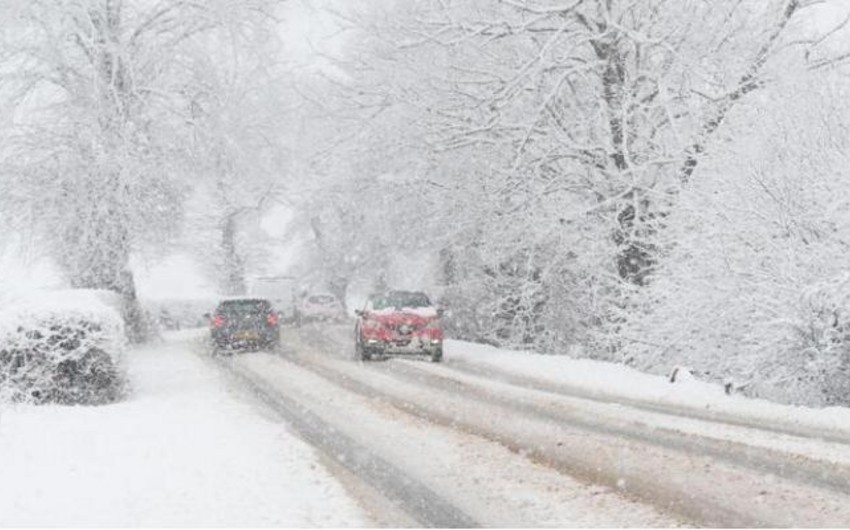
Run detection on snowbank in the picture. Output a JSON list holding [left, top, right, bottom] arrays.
[[446, 340, 850, 437]]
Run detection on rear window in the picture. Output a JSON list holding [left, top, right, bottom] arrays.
[[217, 299, 271, 314]]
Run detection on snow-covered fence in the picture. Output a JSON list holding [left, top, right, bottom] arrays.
[[0, 290, 126, 405]]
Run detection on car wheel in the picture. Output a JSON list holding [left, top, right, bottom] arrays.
[[430, 347, 443, 363], [355, 337, 372, 361]]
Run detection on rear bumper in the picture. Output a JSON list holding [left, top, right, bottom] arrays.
[[211, 329, 279, 348], [364, 336, 442, 354]]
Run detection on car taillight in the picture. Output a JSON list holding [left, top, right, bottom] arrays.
[[212, 315, 226, 328], [267, 312, 279, 326]]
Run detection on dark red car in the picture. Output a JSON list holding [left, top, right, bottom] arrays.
[[208, 298, 280, 353], [354, 290, 444, 362]]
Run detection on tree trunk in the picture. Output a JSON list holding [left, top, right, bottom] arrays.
[[63, 211, 149, 343], [221, 213, 246, 296]]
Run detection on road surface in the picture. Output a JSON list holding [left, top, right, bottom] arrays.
[[195, 323, 850, 527]]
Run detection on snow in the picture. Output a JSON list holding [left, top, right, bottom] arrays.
[[134, 253, 216, 300], [0, 245, 62, 303], [2, 287, 122, 316], [0, 289, 125, 354], [372, 306, 439, 317], [235, 345, 682, 527], [445, 339, 850, 441], [2, 317, 849, 525], [0, 332, 370, 526]]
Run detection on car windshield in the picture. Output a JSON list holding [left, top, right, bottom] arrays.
[[217, 299, 270, 315], [372, 291, 431, 310]]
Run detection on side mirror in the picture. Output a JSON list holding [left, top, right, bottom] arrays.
[[436, 308, 445, 317], [354, 309, 365, 317]]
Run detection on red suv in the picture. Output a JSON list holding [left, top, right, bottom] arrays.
[[354, 290, 444, 362]]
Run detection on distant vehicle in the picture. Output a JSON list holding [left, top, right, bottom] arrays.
[[249, 276, 296, 323], [354, 290, 443, 362], [208, 298, 280, 352], [295, 293, 345, 324]]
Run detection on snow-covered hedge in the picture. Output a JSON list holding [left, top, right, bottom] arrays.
[[0, 290, 126, 405]]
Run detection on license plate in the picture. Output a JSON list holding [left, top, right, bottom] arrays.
[[237, 332, 259, 341]]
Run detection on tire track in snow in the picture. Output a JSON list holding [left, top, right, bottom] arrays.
[[283, 326, 850, 527], [441, 357, 850, 446], [317, 321, 850, 446], [206, 351, 479, 529], [304, 323, 850, 493], [384, 357, 850, 495]]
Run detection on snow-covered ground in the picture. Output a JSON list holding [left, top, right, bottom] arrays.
[[231, 346, 684, 527], [283, 324, 850, 527], [4, 323, 850, 527], [0, 333, 369, 527], [445, 339, 850, 437]]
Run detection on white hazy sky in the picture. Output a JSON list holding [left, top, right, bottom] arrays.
[[278, 0, 352, 69]]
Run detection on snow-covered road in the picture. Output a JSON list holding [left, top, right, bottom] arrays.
[[246, 323, 850, 527], [217, 343, 680, 527]]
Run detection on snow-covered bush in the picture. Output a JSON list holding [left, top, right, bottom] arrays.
[[620, 75, 850, 406], [0, 290, 126, 405]]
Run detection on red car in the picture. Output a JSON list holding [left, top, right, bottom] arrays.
[[354, 290, 444, 362]]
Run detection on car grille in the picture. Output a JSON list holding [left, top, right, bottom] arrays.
[[394, 323, 422, 335]]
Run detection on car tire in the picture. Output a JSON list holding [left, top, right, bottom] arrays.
[[265, 337, 280, 351], [355, 337, 372, 361], [430, 347, 443, 363]]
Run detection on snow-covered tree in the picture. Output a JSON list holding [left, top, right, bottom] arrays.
[[299, 0, 850, 357], [621, 71, 850, 406], [0, 0, 286, 336], [0, 0, 212, 340], [181, 7, 294, 296]]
